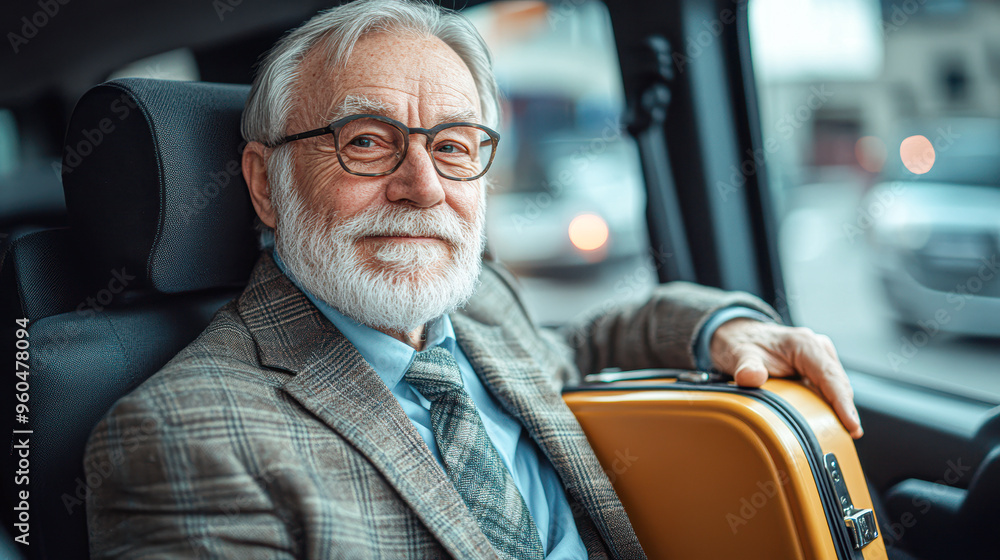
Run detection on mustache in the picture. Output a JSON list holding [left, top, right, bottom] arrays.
[[331, 204, 472, 247]]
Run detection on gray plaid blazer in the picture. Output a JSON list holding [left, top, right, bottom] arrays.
[[84, 251, 778, 559]]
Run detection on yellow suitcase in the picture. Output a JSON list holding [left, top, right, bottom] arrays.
[[564, 370, 888, 560]]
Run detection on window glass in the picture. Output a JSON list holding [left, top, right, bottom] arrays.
[[465, 0, 654, 326], [749, 0, 1000, 401], [0, 109, 18, 177]]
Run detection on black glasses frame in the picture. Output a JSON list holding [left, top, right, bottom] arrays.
[[266, 113, 501, 181]]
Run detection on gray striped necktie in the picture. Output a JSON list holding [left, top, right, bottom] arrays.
[[405, 346, 545, 560]]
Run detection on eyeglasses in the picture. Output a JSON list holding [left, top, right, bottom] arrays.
[[267, 114, 500, 181]]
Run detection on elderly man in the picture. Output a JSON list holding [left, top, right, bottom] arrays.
[[84, 0, 862, 558]]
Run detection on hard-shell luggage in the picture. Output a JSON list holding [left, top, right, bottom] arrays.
[[564, 370, 888, 559]]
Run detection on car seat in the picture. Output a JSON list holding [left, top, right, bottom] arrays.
[[1, 78, 259, 560]]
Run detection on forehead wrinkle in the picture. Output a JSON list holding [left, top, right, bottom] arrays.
[[415, 81, 481, 127], [302, 31, 482, 131], [432, 88, 481, 123], [416, 98, 480, 127], [330, 85, 479, 127]]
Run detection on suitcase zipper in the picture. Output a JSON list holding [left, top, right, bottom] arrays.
[[726, 386, 864, 559]]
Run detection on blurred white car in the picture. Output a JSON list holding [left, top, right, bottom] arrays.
[[486, 137, 648, 276], [865, 118, 1000, 336]]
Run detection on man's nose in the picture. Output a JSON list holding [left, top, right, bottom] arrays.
[[385, 137, 445, 208]]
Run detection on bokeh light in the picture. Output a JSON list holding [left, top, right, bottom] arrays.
[[899, 135, 935, 174], [568, 214, 609, 251]]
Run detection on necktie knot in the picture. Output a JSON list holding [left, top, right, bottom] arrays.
[[404, 346, 465, 401]]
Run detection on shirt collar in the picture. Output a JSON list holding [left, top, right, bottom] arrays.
[[271, 250, 455, 389]]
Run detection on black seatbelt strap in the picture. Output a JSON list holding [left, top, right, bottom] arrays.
[[626, 35, 697, 283]]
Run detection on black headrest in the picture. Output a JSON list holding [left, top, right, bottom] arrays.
[[61, 78, 259, 294], [0, 228, 88, 321]]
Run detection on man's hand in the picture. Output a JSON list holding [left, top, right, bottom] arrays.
[[709, 318, 863, 439]]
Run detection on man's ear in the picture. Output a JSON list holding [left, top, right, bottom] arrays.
[[242, 141, 276, 229]]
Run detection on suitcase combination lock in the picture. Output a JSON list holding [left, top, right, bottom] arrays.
[[824, 453, 879, 550]]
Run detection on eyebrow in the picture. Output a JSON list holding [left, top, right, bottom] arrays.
[[436, 108, 481, 126], [325, 95, 482, 127], [326, 94, 392, 123]]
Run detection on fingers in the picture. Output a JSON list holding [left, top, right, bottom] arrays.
[[708, 320, 864, 439], [793, 334, 863, 439], [816, 333, 841, 364], [731, 349, 769, 387]]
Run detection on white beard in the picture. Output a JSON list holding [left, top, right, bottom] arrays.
[[268, 147, 485, 334]]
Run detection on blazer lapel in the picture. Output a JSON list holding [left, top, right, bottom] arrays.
[[451, 313, 645, 560], [237, 253, 497, 560]]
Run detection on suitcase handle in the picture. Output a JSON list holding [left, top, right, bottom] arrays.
[[582, 368, 730, 385]]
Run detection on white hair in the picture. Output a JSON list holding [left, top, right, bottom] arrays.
[[241, 0, 500, 147]]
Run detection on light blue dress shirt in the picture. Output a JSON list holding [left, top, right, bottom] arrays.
[[271, 252, 588, 558], [272, 251, 769, 557]]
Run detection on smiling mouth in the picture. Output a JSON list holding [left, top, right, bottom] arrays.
[[363, 235, 445, 243]]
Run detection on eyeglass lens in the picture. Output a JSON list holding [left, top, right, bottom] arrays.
[[337, 118, 493, 179]]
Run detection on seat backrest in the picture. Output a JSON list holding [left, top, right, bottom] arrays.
[[1, 78, 258, 560]]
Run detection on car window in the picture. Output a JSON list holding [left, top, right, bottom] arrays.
[[0, 109, 17, 176], [749, 0, 1000, 401], [465, 0, 655, 326]]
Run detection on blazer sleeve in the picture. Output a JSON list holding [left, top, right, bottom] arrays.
[[83, 391, 298, 560], [558, 281, 783, 377], [482, 259, 782, 383]]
